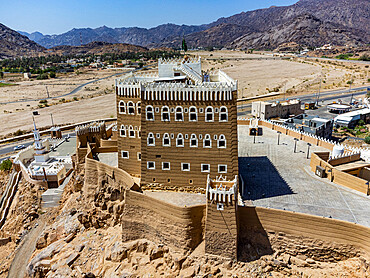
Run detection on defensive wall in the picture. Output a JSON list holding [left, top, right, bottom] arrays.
[[122, 190, 205, 250], [310, 152, 370, 194]]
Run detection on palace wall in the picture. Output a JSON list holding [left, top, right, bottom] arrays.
[[122, 190, 205, 250]]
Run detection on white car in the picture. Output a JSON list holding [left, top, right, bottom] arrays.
[[14, 145, 25, 151]]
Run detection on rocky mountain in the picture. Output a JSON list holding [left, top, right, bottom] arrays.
[[17, 0, 370, 51], [0, 23, 45, 59], [48, 41, 148, 56], [20, 24, 207, 49]]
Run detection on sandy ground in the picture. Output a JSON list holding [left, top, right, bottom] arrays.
[[0, 51, 368, 136]]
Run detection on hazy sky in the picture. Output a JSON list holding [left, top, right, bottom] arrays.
[[1, 0, 297, 34]]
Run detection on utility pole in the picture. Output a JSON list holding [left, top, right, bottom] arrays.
[[45, 85, 50, 98], [316, 73, 322, 106], [50, 113, 54, 127]]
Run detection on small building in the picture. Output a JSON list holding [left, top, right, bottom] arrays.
[[334, 108, 370, 128], [283, 114, 333, 139], [50, 127, 62, 139], [327, 103, 351, 114], [252, 99, 303, 120]]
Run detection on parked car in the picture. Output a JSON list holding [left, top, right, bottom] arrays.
[[13, 144, 25, 151]]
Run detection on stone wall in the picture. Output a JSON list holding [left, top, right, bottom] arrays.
[[310, 152, 369, 194], [238, 206, 370, 263], [122, 190, 205, 250]]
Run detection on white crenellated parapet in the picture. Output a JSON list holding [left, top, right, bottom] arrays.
[[75, 121, 105, 136], [206, 175, 238, 204]]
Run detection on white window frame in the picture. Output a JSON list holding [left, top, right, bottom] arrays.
[[121, 150, 129, 159], [119, 100, 126, 114], [147, 161, 155, 170], [218, 164, 227, 173], [163, 133, 171, 147], [205, 106, 214, 122], [146, 105, 154, 121], [147, 132, 155, 146], [218, 134, 227, 148], [219, 106, 228, 122], [201, 164, 210, 173], [162, 162, 170, 170], [128, 125, 135, 138], [127, 101, 135, 115], [181, 163, 190, 171], [190, 134, 198, 148], [175, 106, 184, 121], [203, 134, 212, 148], [176, 133, 184, 147], [161, 106, 170, 122], [120, 125, 126, 137], [137, 101, 141, 115], [189, 106, 198, 122], [137, 152, 141, 161]]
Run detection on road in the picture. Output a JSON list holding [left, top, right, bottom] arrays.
[[0, 71, 129, 105], [0, 132, 75, 162], [238, 86, 368, 116]]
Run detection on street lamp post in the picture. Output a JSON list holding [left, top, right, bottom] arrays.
[[293, 138, 299, 153], [366, 181, 370, 196], [307, 143, 311, 159], [277, 131, 281, 145], [253, 134, 256, 144]]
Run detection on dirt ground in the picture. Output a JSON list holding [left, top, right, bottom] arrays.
[[0, 51, 368, 136]]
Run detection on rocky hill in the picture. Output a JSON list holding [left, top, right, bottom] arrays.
[[48, 41, 148, 56], [20, 24, 207, 49], [18, 0, 370, 50], [0, 23, 45, 59]]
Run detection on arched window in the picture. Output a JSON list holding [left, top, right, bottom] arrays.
[[119, 101, 126, 114], [127, 101, 135, 115], [137, 102, 141, 115], [120, 125, 126, 137], [147, 132, 155, 146], [219, 106, 228, 122], [190, 134, 198, 147], [161, 106, 170, 121], [146, 105, 154, 121], [176, 133, 184, 147], [175, 106, 183, 121], [189, 106, 197, 122], [218, 134, 226, 148], [128, 125, 135, 138], [205, 106, 214, 122], [163, 133, 171, 146], [203, 134, 212, 148]]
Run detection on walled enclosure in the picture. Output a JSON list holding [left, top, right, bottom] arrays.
[[310, 152, 369, 194]]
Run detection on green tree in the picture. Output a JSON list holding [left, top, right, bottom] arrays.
[[49, 71, 56, 78], [181, 37, 188, 53], [0, 159, 12, 171], [365, 136, 370, 144], [0, 71, 3, 79]]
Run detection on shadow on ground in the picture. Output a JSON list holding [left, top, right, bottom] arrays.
[[239, 156, 294, 200]]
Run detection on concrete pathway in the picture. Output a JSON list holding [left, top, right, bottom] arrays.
[[238, 125, 370, 227], [42, 172, 73, 208]]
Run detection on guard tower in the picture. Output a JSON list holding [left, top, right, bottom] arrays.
[[205, 175, 238, 260]]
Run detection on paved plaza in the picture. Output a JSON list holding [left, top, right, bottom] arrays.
[[238, 125, 370, 227]]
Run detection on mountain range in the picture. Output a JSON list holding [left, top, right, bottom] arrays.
[[1, 0, 369, 59]]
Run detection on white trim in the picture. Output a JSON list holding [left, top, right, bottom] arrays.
[[217, 134, 227, 148], [128, 125, 135, 138], [189, 106, 198, 122], [118, 100, 126, 114], [120, 125, 126, 137], [146, 105, 154, 121], [176, 133, 184, 147], [137, 152, 141, 161], [218, 164, 227, 173], [203, 134, 212, 148], [121, 150, 129, 159], [163, 133, 171, 147], [175, 106, 184, 121], [219, 106, 228, 122], [147, 161, 155, 169], [190, 134, 198, 147], [147, 132, 155, 146], [127, 101, 135, 115], [201, 163, 210, 173], [181, 163, 190, 171], [162, 162, 170, 170], [205, 106, 214, 122], [137, 101, 141, 115], [161, 106, 170, 121]]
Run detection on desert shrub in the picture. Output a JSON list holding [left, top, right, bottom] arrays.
[[36, 73, 49, 80], [13, 129, 24, 136], [0, 159, 12, 171], [39, 99, 47, 104], [49, 71, 56, 78]]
